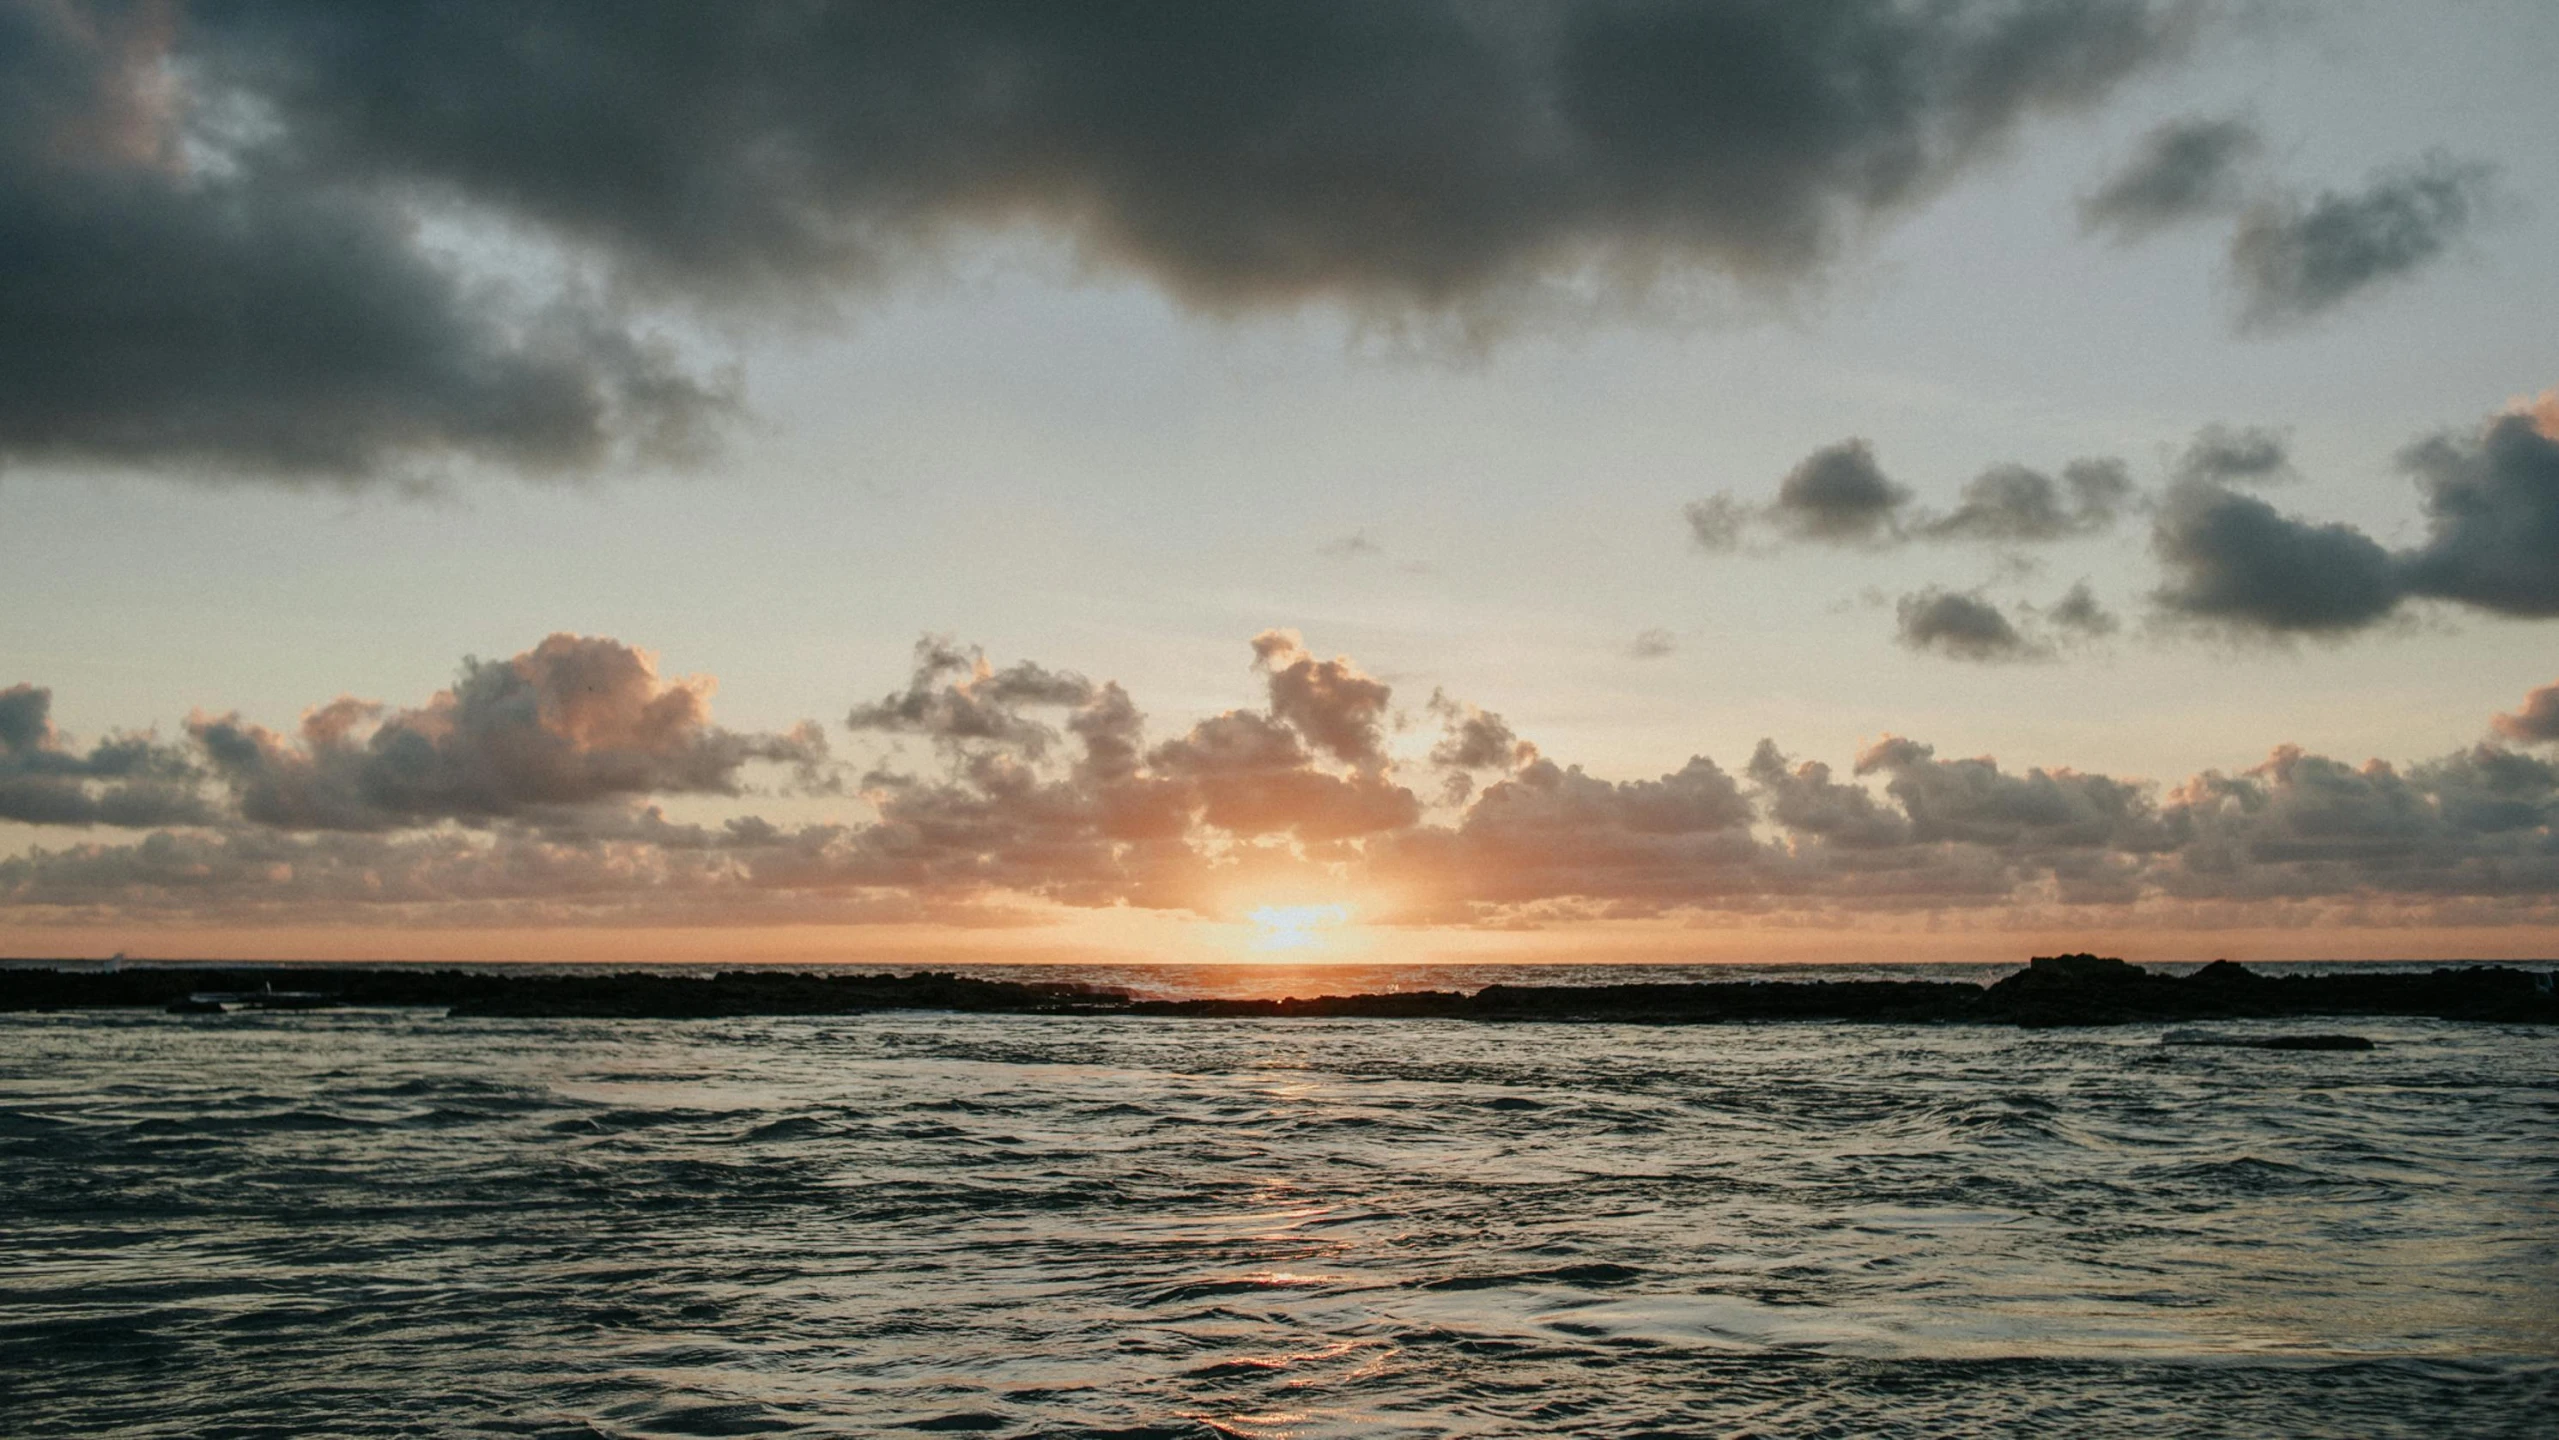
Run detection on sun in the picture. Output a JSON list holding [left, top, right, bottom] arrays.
[[1247, 903, 1352, 953]]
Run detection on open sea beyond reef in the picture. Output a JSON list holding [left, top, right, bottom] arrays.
[[3, 962, 2553, 1438]]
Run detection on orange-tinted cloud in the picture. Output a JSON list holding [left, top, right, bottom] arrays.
[[2491, 676, 2559, 745], [2518, 388, 2559, 442], [12, 631, 2559, 938], [184, 634, 827, 830]]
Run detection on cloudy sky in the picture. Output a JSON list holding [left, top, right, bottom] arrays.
[[6, 0, 2558, 965]]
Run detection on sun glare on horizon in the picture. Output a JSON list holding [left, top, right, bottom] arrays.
[[1247, 903, 1352, 954]]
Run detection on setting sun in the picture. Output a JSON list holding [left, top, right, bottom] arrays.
[[1247, 904, 1352, 953]]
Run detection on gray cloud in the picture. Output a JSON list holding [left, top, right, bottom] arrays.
[[1424, 690, 1534, 809], [847, 636, 1097, 761], [2149, 480, 2403, 634], [2152, 405, 2559, 636], [2080, 113, 2261, 241], [2398, 411, 2559, 618], [1374, 753, 1762, 916], [1747, 740, 1910, 849], [1895, 581, 2118, 662], [1853, 735, 2173, 851], [1427, 692, 1534, 782], [1703, 409, 2559, 651], [1684, 494, 1752, 552], [2175, 424, 2292, 485], [1914, 459, 2133, 542], [1690, 439, 1910, 550], [1896, 588, 2045, 662], [6, 0, 2195, 484], [2230, 151, 2499, 329], [0, 684, 209, 828], [2045, 580, 2120, 636], [2154, 741, 2559, 905], [1772, 439, 1912, 544], [1697, 442, 2133, 553], [1253, 629, 1397, 773]]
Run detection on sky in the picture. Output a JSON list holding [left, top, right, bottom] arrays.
[[5, 0, 2559, 966]]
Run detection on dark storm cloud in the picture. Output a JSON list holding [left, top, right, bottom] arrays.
[[1895, 588, 2044, 661], [191, 0, 2192, 302], [0, 683, 209, 827], [2151, 405, 2559, 636], [2229, 152, 2499, 329], [5, 0, 2195, 484], [2079, 113, 2261, 240], [0, 0, 735, 484]]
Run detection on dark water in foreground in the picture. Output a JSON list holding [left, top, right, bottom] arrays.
[[3, 987, 2554, 1436]]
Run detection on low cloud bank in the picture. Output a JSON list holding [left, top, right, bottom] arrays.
[[12, 630, 2559, 934]]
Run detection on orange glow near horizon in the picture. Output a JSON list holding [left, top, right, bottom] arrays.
[[10, 908, 2559, 970]]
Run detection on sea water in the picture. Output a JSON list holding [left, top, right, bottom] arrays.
[[2, 973, 2553, 1437]]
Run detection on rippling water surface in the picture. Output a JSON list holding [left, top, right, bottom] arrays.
[[4, 982, 2554, 1437]]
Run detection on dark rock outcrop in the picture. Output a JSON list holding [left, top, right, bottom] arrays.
[[1982, 955, 2547, 1027], [2162, 1028, 2376, 1051], [2, 956, 2552, 1027]]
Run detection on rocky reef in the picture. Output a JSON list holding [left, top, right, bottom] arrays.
[[2, 953, 2552, 1027]]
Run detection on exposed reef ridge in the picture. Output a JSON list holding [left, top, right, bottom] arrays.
[[2, 954, 2553, 1028]]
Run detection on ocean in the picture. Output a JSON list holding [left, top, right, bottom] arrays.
[[3, 963, 2552, 1437]]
